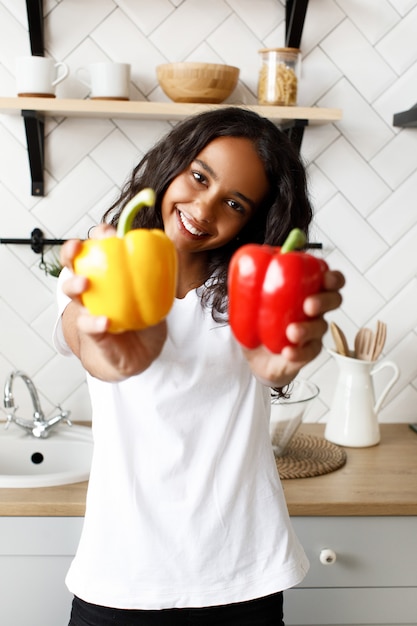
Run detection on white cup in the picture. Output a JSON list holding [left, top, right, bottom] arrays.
[[15, 56, 69, 97], [76, 62, 131, 100]]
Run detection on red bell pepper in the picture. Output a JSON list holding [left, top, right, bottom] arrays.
[[228, 229, 328, 353]]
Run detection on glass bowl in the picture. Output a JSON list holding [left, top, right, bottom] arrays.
[[270, 379, 319, 457]]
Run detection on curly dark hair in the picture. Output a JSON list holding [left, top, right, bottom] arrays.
[[102, 107, 313, 320]]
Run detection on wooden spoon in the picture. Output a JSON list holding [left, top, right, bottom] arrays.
[[330, 322, 350, 356], [372, 320, 387, 360], [354, 327, 375, 360]]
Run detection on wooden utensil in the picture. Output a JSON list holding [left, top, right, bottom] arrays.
[[330, 322, 350, 356], [372, 320, 387, 361], [354, 327, 375, 361]]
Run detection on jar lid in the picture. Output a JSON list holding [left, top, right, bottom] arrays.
[[258, 47, 300, 54]]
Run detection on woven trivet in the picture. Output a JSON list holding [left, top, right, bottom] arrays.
[[275, 432, 347, 479]]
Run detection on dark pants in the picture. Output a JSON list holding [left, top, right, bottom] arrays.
[[69, 592, 285, 626]]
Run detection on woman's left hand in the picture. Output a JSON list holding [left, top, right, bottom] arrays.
[[242, 268, 345, 387]]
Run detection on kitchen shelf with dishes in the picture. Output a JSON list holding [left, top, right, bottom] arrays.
[[7, 0, 338, 196]]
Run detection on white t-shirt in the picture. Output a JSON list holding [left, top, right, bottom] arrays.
[[54, 271, 309, 610]]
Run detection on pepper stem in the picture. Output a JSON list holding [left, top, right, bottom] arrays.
[[281, 228, 307, 254], [116, 188, 156, 238]]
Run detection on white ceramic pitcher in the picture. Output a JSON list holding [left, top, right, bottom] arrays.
[[324, 350, 400, 447]]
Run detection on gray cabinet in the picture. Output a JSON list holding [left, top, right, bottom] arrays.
[[0, 517, 83, 626], [285, 516, 417, 625], [1, 516, 416, 625]]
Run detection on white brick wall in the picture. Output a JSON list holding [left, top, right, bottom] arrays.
[[0, 0, 416, 424]]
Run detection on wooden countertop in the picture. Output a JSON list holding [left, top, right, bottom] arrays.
[[0, 424, 415, 517], [282, 423, 417, 516]]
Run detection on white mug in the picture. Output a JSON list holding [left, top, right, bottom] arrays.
[[15, 56, 69, 97], [76, 62, 131, 100]]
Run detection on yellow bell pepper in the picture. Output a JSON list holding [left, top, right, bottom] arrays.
[[73, 188, 177, 333]]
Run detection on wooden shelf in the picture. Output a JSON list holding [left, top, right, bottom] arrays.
[[0, 97, 342, 124]]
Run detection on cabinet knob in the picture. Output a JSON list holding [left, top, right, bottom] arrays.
[[319, 548, 337, 565]]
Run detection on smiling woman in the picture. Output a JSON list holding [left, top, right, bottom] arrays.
[[160, 135, 269, 296], [102, 107, 314, 317], [55, 107, 344, 626]]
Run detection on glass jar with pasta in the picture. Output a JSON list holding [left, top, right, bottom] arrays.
[[257, 47, 301, 106]]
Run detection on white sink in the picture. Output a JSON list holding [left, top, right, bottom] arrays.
[[0, 424, 93, 488]]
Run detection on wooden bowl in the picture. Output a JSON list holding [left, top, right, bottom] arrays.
[[156, 62, 240, 104]]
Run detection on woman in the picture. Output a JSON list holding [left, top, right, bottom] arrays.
[[55, 107, 344, 625]]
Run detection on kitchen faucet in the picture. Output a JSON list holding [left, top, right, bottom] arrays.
[[3, 370, 71, 438]]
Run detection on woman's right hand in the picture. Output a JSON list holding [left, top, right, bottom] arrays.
[[59, 227, 168, 382]]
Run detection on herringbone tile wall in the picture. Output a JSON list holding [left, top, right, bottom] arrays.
[[0, 0, 416, 424]]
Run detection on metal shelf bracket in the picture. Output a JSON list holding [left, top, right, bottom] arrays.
[[24, 0, 45, 196], [284, 0, 309, 150], [22, 109, 44, 196], [26, 0, 44, 56], [285, 0, 309, 48], [280, 119, 308, 152], [393, 103, 417, 128]]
